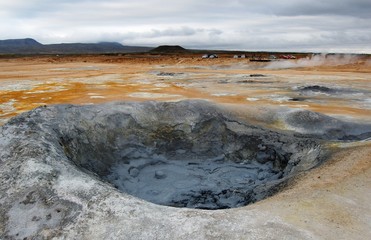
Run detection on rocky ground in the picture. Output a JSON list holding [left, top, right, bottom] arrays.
[[0, 54, 370, 239]]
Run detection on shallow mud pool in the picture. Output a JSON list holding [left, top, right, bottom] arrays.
[[106, 157, 283, 209], [47, 101, 332, 209]]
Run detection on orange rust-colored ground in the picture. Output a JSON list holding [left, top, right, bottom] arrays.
[[1, 54, 370, 124]]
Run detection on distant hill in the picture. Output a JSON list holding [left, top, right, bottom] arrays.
[[0, 38, 43, 48], [150, 45, 188, 53], [0, 38, 153, 54], [0, 38, 44, 53]]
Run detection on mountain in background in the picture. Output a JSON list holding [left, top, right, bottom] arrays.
[[0, 38, 153, 54], [0, 38, 43, 48], [150, 45, 188, 53]]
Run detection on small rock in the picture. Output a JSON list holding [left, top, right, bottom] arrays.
[[258, 144, 267, 150], [301, 85, 331, 93], [256, 151, 271, 164], [250, 74, 266, 77], [155, 170, 166, 179], [129, 167, 140, 178], [258, 171, 271, 181]]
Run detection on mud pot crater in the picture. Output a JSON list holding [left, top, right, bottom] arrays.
[[42, 100, 326, 210]]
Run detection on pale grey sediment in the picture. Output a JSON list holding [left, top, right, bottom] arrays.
[[0, 100, 369, 239]]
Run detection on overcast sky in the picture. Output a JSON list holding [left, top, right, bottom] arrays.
[[1, 0, 370, 53]]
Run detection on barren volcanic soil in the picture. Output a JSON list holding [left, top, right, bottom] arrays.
[[0, 53, 370, 239], [1, 54, 370, 125]]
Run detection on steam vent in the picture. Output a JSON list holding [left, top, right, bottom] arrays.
[[1, 100, 370, 239]]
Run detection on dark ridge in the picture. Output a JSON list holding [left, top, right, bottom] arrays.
[[0, 38, 153, 54], [0, 38, 43, 47], [150, 45, 188, 53], [43, 42, 152, 54]]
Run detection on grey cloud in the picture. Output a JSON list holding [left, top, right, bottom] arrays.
[[115, 27, 224, 46], [0, 0, 370, 53], [273, 0, 371, 18], [143, 27, 197, 38]]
